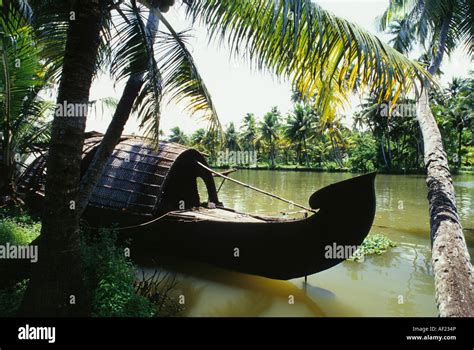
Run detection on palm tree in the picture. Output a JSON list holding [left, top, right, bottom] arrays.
[[284, 104, 314, 165], [0, 12, 53, 200], [77, 2, 221, 214], [311, 137, 332, 167], [260, 107, 281, 168], [168, 126, 189, 145], [387, 19, 416, 54], [224, 122, 240, 151], [441, 77, 473, 169], [319, 118, 348, 167], [189, 127, 219, 160], [380, 0, 474, 316], [239, 113, 258, 152], [202, 127, 220, 164], [72, 0, 430, 218], [18, 0, 106, 316], [190, 127, 206, 150]]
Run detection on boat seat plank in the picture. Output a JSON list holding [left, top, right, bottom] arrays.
[[168, 207, 266, 223]]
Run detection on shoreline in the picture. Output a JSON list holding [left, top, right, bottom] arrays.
[[211, 165, 474, 175]]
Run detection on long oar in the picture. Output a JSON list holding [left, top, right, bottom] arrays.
[[197, 162, 317, 213]]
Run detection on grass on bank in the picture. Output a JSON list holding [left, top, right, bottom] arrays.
[[0, 207, 182, 317], [0, 209, 41, 246]]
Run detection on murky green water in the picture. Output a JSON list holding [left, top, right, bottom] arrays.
[[142, 171, 474, 317]]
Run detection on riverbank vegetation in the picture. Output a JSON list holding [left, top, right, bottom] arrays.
[[168, 74, 474, 174], [0, 208, 182, 317]]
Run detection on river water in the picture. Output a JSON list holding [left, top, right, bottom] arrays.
[[142, 171, 474, 317]]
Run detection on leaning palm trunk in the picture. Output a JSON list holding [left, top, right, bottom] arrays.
[[416, 16, 474, 317], [77, 11, 159, 216], [417, 89, 474, 317]]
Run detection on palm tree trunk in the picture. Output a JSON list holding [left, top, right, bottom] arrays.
[[456, 127, 463, 170], [77, 10, 159, 216], [380, 136, 389, 168], [386, 134, 392, 168], [18, 0, 105, 316], [296, 143, 301, 164], [416, 15, 474, 317], [303, 137, 309, 166]]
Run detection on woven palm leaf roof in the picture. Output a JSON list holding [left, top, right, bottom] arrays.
[[18, 132, 204, 216]]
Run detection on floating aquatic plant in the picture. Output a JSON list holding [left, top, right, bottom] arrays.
[[349, 234, 397, 262]]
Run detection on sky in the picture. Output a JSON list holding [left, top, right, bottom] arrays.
[[86, 0, 473, 137]]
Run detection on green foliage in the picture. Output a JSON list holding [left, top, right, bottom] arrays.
[[349, 234, 397, 262], [379, 0, 473, 57], [349, 133, 378, 172], [81, 229, 155, 317], [0, 209, 39, 317], [0, 280, 28, 317], [0, 209, 41, 245], [164, 76, 474, 175], [0, 3, 53, 193], [431, 74, 474, 169], [0, 210, 181, 317], [168, 126, 190, 145], [224, 122, 240, 150]]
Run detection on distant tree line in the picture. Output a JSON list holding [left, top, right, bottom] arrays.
[[167, 74, 474, 173]]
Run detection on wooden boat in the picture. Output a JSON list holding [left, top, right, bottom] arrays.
[[18, 132, 376, 280]]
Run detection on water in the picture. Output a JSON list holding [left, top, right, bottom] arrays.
[[142, 171, 474, 317]]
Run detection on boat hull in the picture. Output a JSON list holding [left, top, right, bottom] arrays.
[[125, 173, 377, 280]]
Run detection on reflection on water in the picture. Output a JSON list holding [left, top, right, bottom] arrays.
[[140, 171, 473, 317]]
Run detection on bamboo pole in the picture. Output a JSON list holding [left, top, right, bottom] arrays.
[[197, 162, 317, 213]]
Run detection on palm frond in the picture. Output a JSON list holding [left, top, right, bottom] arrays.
[[185, 0, 428, 119], [0, 0, 31, 34], [111, 2, 153, 81], [120, 5, 163, 142], [378, 0, 473, 58], [89, 96, 119, 118], [387, 19, 416, 54], [0, 0, 54, 164], [156, 10, 220, 133]]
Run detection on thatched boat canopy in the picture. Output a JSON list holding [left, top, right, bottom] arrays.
[[18, 132, 220, 217]]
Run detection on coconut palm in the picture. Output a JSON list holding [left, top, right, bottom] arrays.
[[284, 104, 315, 165], [260, 107, 281, 168], [432, 76, 474, 169], [11, 0, 440, 316], [239, 113, 258, 152], [319, 118, 348, 167], [224, 122, 240, 151], [380, 0, 474, 316], [0, 14, 53, 200], [77, 2, 220, 214], [15, 0, 106, 316], [168, 126, 189, 145], [190, 127, 206, 148]]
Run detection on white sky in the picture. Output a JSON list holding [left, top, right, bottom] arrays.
[[86, 0, 473, 137]]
